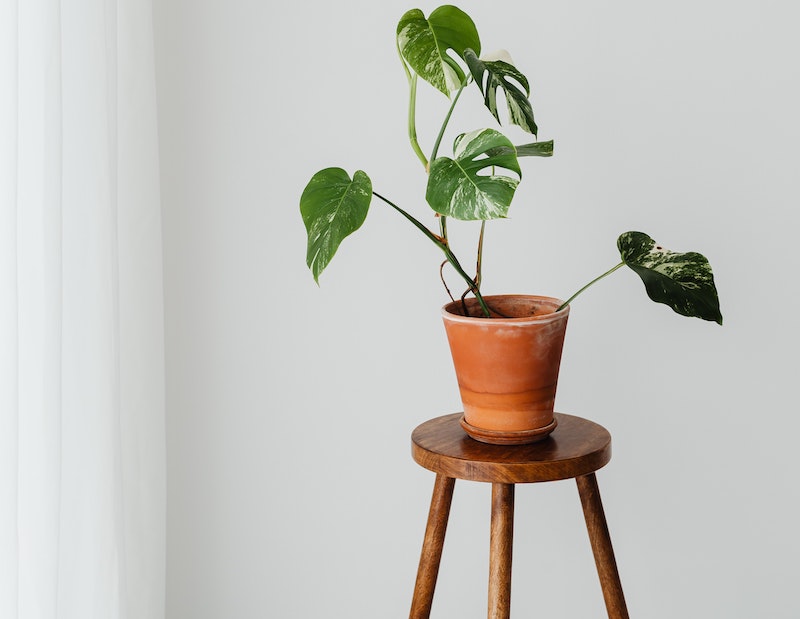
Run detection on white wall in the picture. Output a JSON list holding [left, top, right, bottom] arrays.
[[154, 1, 800, 617]]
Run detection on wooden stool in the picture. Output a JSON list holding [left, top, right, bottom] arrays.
[[409, 413, 629, 619]]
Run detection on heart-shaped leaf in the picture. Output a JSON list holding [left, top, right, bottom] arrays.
[[300, 168, 372, 283], [426, 128, 521, 220], [464, 49, 538, 135], [397, 6, 481, 96], [618, 231, 723, 324]]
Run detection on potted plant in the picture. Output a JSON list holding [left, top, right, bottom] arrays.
[[300, 5, 722, 444]]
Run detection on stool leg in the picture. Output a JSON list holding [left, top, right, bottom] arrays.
[[409, 473, 456, 619], [576, 473, 629, 619], [488, 483, 514, 619]]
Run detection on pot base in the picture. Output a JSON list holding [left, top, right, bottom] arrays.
[[459, 415, 558, 445]]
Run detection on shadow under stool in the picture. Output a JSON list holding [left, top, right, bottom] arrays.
[[409, 412, 629, 619]]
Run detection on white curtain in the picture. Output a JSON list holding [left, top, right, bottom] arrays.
[[0, 1, 165, 618]]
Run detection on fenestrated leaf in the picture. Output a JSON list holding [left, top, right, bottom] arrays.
[[486, 140, 553, 158], [300, 168, 372, 283], [426, 128, 521, 220], [464, 49, 538, 135], [618, 231, 723, 324], [397, 6, 481, 96]]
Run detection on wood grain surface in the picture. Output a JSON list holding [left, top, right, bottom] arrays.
[[409, 474, 456, 619], [577, 473, 630, 619], [412, 413, 612, 483], [408, 413, 628, 618], [488, 483, 514, 619]]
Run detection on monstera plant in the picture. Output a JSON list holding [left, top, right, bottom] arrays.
[[299, 5, 722, 325], [300, 5, 721, 444]]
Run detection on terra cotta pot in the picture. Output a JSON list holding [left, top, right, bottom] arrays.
[[441, 295, 569, 445]]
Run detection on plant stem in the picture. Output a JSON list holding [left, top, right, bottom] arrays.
[[431, 78, 470, 278], [407, 74, 428, 169], [557, 261, 626, 311], [397, 42, 428, 170], [476, 220, 486, 288], [430, 77, 468, 162], [438, 214, 448, 245], [372, 191, 490, 317]]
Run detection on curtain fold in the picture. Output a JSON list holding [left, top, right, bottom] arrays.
[[0, 1, 166, 617]]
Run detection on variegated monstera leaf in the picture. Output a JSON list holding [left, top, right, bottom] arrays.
[[426, 128, 521, 220], [396, 6, 480, 95], [486, 140, 554, 159], [300, 168, 372, 282], [618, 231, 722, 324], [464, 49, 538, 135]]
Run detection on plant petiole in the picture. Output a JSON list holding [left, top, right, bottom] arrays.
[[372, 191, 490, 317], [397, 42, 428, 170], [430, 77, 469, 162], [557, 261, 626, 311], [475, 220, 485, 288]]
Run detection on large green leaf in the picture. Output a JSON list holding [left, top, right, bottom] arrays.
[[618, 231, 723, 324], [300, 168, 372, 283], [426, 128, 521, 220], [464, 49, 538, 135], [397, 6, 481, 96]]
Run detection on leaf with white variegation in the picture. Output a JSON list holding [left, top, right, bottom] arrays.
[[300, 168, 372, 283], [397, 6, 480, 96], [464, 49, 538, 135], [426, 128, 521, 220], [486, 140, 553, 158], [618, 231, 723, 324]]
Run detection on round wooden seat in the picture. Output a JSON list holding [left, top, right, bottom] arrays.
[[412, 413, 612, 484]]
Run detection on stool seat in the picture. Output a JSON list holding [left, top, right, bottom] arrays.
[[409, 413, 628, 619], [412, 413, 611, 483]]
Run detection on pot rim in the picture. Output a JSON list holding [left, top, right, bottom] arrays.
[[441, 294, 570, 326]]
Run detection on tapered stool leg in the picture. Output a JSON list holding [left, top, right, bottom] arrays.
[[488, 483, 514, 619], [576, 473, 629, 619], [410, 473, 456, 619]]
